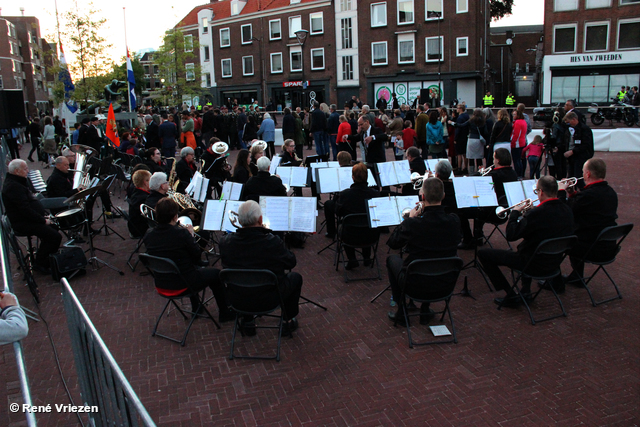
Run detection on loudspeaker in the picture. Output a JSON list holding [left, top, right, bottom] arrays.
[[0, 91, 27, 128], [420, 88, 430, 102]]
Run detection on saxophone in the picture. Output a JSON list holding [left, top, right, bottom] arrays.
[[166, 157, 179, 191]]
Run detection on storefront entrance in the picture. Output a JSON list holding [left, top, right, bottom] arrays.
[[272, 85, 325, 111]]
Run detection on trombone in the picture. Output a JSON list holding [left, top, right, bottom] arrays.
[[495, 198, 539, 219]]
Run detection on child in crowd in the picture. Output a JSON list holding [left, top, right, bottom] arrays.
[[522, 135, 544, 179]]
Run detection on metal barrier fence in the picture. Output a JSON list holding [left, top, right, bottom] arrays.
[[60, 278, 156, 427]]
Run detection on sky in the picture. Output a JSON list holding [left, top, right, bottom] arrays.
[[1, 0, 544, 66]]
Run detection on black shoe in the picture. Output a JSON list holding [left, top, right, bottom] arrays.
[[363, 258, 372, 267], [219, 311, 236, 323], [27, 157, 34, 162], [282, 318, 298, 335], [324, 232, 334, 239], [388, 311, 408, 326], [33, 263, 51, 275], [420, 308, 436, 325], [494, 295, 521, 308], [539, 280, 565, 294], [345, 260, 359, 270], [458, 240, 476, 250], [239, 316, 256, 336], [69, 234, 85, 244], [564, 274, 585, 287]]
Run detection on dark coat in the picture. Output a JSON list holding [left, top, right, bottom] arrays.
[[145, 191, 166, 209], [569, 121, 594, 160], [175, 158, 195, 194], [158, 121, 177, 149], [282, 113, 296, 136], [310, 109, 327, 133], [242, 171, 287, 202], [345, 125, 389, 163], [128, 188, 150, 237], [232, 166, 251, 184], [46, 168, 77, 198], [143, 159, 166, 173], [83, 125, 103, 151], [560, 181, 617, 244], [145, 121, 160, 149], [402, 158, 426, 196], [336, 182, 380, 217], [2, 173, 47, 230], [488, 166, 518, 206]]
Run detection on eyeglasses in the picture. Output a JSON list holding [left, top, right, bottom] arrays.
[[533, 188, 541, 195]]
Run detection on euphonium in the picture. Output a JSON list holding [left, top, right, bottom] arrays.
[[410, 171, 434, 190]]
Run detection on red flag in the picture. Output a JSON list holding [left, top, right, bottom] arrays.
[[106, 103, 120, 147]]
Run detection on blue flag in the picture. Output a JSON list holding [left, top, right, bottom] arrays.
[[126, 51, 136, 110], [58, 43, 74, 100]]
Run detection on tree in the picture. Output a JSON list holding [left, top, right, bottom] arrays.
[[490, 0, 515, 20], [155, 29, 203, 106], [111, 53, 145, 94]]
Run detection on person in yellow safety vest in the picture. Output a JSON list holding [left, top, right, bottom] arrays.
[[617, 86, 627, 102], [506, 93, 516, 107], [483, 91, 494, 107]]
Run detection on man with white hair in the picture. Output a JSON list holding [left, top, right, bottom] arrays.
[[219, 200, 303, 335], [146, 172, 169, 209], [2, 159, 62, 273], [241, 156, 287, 202]]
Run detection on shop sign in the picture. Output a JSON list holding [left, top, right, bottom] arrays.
[[569, 53, 623, 63], [283, 81, 310, 88]]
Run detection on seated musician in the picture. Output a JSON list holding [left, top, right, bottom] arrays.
[[231, 149, 251, 184], [175, 147, 196, 194], [143, 198, 233, 322], [143, 147, 166, 173], [146, 172, 169, 209], [337, 151, 352, 167], [201, 138, 231, 199], [434, 159, 457, 214], [558, 158, 618, 287], [241, 157, 286, 202], [478, 176, 574, 307], [387, 178, 461, 325], [335, 163, 381, 269], [128, 170, 151, 239], [249, 142, 265, 176], [401, 146, 426, 196], [458, 148, 517, 249], [323, 152, 353, 239], [219, 200, 303, 335], [3, 160, 62, 274]]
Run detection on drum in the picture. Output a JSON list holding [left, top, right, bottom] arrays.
[[54, 208, 85, 229]]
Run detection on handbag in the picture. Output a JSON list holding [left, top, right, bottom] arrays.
[[49, 246, 87, 281]]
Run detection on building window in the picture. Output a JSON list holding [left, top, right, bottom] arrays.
[[456, 37, 468, 56], [456, 0, 468, 13], [340, 0, 352, 11], [153, 65, 159, 75], [620, 0, 640, 4], [221, 59, 232, 78], [554, 0, 578, 11], [270, 19, 282, 40], [554, 24, 577, 53], [310, 12, 324, 35], [144, 65, 150, 75], [342, 56, 354, 80], [202, 18, 208, 33], [398, 0, 414, 24], [241, 24, 252, 44], [341, 18, 353, 49], [584, 22, 609, 51], [184, 35, 193, 52], [204, 73, 211, 87], [398, 34, 415, 64], [0, 76, 3, 89], [145, 80, 151, 90], [311, 48, 325, 70], [586, 0, 612, 7], [426, 0, 443, 20], [186, 63, 195, 81], [290, 48, 302, 72], [203, 45, 210, 61], [243, 56, 254, 76], [425, 36, 443, 62], [154, 80, 161, 88], [372, 41, 388, 65], [271, 52, 283, 73], [371, 3, 387, 27], [618, 19, 640, 49], [289, 16, 302, 38], [220, 28, 230, 48]]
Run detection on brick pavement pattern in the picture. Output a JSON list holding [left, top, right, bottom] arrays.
[[1, 149, 639, 426]]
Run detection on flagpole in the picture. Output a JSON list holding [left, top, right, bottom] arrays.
[[123, 7, 132, 114]]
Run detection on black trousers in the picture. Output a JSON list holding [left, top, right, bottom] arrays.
[[477, 248, 530, 294], [15, 223, 62, 268], [184, 267, 229, 314], [324, 199, 337, 236], [387, 255, 454, 310]]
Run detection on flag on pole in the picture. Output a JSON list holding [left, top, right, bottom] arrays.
[[106, 103, 120, 147], [126, 50, 137, 110], [58, 43, 75, 99]]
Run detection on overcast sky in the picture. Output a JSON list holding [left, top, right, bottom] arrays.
[[1, 0, 544, 65]]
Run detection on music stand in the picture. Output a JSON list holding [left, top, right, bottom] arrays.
[[95, 174, 125, 240]]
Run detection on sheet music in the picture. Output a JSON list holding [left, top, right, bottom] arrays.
[[202, 200, 225, 231], [221, 201, 243, 233], [310, 162, 328, 182], [452, 177, 480, 208], [269, 155, 282, 174], [327, 161, 340, 168], [377, 162, 396, 187], [259, 196, 290, 231], [395, 195, 419, 220], [230, 182, 243, 201], [289, 197, 317, 233], [199, 178, 209, 203], [367, 169, 377, 187], [474, 177, 498, 207], [394, 160, 412, 184], [522, 180, 540, 207], [425, 159, 440, 172], [221, 181, 233, 200], [338, 167, 354, 191], [367, 197, 401, 227], [429, 325, 452, 336], [290, 167, 308, 187], [504, 181, 527, 207], [317, 168, 341, 193], [276, 166, 292, 186]]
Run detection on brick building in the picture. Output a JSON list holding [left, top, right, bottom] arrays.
[[541, 0, 640, 104], [176, 0, 491, 109], [0, 16, 50, 116], [139, 51, 163, 104]]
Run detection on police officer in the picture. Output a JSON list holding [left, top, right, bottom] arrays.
[[483, 91, 494, 108]]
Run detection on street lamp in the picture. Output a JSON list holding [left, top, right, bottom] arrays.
[[295, 29, 309, 108]]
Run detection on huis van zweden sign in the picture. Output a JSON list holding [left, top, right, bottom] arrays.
[[569, 54, 623, 63]]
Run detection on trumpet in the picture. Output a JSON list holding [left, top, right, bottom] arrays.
[[177, 215, 218, 250], [410, 171, 434, 190], [479, 165, 494, 176], [401, 203, 424, 220], [559, 177, 583, 187], [495, 198, 539, 219]]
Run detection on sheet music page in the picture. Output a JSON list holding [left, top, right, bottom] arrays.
[[452, 177, 479, 208], [269, 155, 282, 174], [429, 325, 452, 336], [199, 178, 209, 203], [426, 159, 440, 172], [395, 195, 420, 220], [276, 167, 293, 186], [424, 159, 431, 172], [202, 200, 226, 231], [221, 200, 243, 233], [503, 181, 527, 207], [317, 168, 341, 193], [327, 161, 340, 168], [368, 197, 401, 227], [290, 167, 308, 187], [184, 171, 199, 195], [522, 180, 540, 206], [230, 182, 243, 201], [259, 196, 290, 231], [310, 162, 328, 182], [394, 160, 412, 184], [474, 177, 499, 207], [289, 197, 316, 232], [221, 181, 233, 200], [377, 162, 396, 187], [367, 169, 377, 187], [338, 167, 354, 191]]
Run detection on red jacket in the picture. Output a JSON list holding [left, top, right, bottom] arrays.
[[511, 119, 527, 149]]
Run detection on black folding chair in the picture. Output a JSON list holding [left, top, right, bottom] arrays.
[[220, 269, 290, 362], [498, 236, 577, 325], [139, 253, 220, 346], [335, 213, 381, 282], [127, 205, 156, 272], [1, 215, 40, 303], [573, 223, 633, 307], [392, 257, 463, 347]]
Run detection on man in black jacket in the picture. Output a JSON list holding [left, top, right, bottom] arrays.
[[143, 198, 232, 322], [478, 176, 574, 307], [82, 117, 104, 152], [563, 111, 594, 189], [343, 116, 388, 163], [219, 200, 303, 334], [401, 147, 426, 196], [387, 178, 461, 325], [145, 172, 169, 209], [3, 160, 62, 273], [241, 157, 286, 202], [144, 115, 160, 149], [310, 102, 329, 158]]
